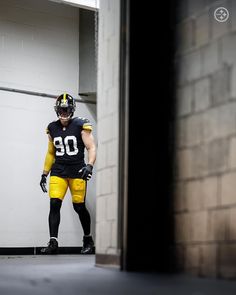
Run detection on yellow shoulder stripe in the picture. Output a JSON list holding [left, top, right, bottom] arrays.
[[83, 124, 92, 131]]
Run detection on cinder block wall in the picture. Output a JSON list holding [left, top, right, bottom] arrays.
[[95, 0, 120, 263], [175, 0, 236, 279]]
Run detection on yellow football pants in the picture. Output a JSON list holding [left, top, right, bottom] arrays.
[[49, 176, 87, 203]]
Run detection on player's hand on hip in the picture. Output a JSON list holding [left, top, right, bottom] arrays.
[[40, 174, 48, 193], [79, 164, 93, 181]]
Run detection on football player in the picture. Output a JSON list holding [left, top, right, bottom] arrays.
[[39, 93, 96, 254]]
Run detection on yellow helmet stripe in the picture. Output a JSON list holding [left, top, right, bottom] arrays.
[[63, 93, 67, 104]]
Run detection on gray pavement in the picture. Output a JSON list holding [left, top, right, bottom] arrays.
[[0, 255, 235, 295]]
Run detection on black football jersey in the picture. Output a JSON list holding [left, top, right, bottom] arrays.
[[46, 117, 92, 177]]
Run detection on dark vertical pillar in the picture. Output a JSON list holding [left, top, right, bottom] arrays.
[[123, 0, 176, 272]]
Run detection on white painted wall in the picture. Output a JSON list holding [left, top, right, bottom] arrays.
[[0, 0, 80, 94], [0, 0, 96, 247]]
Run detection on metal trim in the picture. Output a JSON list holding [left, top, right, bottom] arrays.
[[0, 87, 96, 105]]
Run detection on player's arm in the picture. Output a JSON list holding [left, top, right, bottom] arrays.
[[79, 129, 96, 181], [43, 134, 55, 175], [40, 134, 55, 193], [81, 130, 96, 166]]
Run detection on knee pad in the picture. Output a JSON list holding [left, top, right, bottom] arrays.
[[50, 198, 62, 212], [73, 202, 85, 213]]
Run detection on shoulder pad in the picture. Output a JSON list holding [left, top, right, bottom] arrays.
[[76, 117, 93, 131], [46, 121, 56, 134]]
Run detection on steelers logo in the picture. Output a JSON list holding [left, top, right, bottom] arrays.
[[214, 7, 229, 23]]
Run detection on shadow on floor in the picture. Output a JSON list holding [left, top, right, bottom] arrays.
[[0, 255, 236, 295]]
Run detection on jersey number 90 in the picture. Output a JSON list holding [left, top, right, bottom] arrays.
[[54, 136, 78, 156]]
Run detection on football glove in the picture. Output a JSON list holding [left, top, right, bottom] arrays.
[[40, 174, 48, 193], [79, 164, 93, 181]]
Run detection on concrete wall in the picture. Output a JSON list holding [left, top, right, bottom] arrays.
[[96, 0, 120, 259], [0, 0, 96, 247], [174, 0, 236, 279], [79, 8, 97, 94]]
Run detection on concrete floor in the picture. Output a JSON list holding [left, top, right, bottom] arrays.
[[0, 255, 236, 295]]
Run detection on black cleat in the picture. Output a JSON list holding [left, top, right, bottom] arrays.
[[40, 238, 58, 255], [81, 236, 94, 254]]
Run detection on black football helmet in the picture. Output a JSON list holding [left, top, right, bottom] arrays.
[[54, 93, 76, 121]]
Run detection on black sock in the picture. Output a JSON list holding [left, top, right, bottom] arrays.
[[73, 202, 91, 236], [49, 198, 62, 237]]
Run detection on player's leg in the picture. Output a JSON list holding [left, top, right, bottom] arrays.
[[41, 176, 68, 254], [69, 178, 94, 254]]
